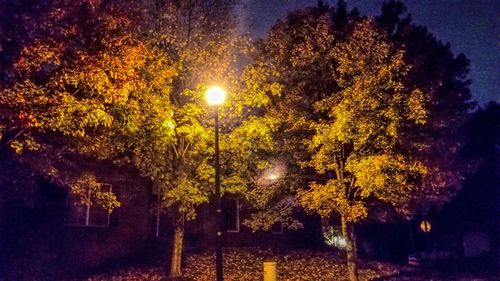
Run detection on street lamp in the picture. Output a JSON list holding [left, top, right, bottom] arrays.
[[205, 86, 226, 281]]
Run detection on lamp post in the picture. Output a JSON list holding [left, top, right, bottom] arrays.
[[205, 86, 226, 281]]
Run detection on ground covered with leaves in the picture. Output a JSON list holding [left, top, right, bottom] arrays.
[[69, 247, 440, 281], [67, 247, 498, 281], [183, 248, 404, 281]]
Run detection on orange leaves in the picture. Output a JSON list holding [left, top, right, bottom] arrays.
[[14, 40, 64, 74], [16, 111, 39, 128]]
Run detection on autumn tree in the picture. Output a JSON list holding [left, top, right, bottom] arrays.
[[299, 19, 430, 281], [375, 0, 474, 211], [101, 1, 280, 277], [0, 0, 170, 205], [261, 2, 472, 280]]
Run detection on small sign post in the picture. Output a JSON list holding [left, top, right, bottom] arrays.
[[420, 220, 431, 233]]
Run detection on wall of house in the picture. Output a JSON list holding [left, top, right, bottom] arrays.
[[58, 165, 151, 272], [184, 201, 324, 250], [0, 163, 152, 280]]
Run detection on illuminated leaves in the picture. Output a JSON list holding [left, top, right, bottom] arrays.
[[299, 180, 368, 223], [70, 172, 120, 212], [0, 0, 176, 144], [266, 15, 431, 223], [0, 0, 180, 214], [346, 154, 427, 205]]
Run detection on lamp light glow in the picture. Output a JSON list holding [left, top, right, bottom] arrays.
[[268, 173, 279, 181], [205, 86, 226, 106]]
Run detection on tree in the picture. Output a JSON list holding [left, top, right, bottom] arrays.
[[128, 63, 280, 276], [375, 0, 474, 213], [261, 2, 472, 280], [0, 0, 168, 200], [116, 1, 281, 276], [456, 102, 500, 222], [300, 17, 429, 281]]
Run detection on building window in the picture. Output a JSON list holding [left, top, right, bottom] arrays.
[[65, 183, 112, 227], [223, 198, 240, 232]]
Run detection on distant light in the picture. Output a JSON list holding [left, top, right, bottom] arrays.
[[323, 226, 347, 250], [205, 86, 226, 106], [258, 160, 287, 186]]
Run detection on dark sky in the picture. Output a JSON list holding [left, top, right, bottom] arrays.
[[239, 0, 499, 105]]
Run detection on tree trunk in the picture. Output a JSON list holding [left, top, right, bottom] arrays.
[[341, 216, 359, 281], [170, 214, 185, 277]]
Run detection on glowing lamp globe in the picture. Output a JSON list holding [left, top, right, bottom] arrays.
[[205, 86, 226, 106]]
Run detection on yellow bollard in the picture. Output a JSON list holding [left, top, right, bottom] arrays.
[[263, 261, 277, 281]]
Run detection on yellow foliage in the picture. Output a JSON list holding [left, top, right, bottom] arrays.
[[267, 16, 431, 224]]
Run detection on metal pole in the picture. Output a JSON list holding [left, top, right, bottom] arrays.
[[409, 222, 414, 253], [214, 109, 223, 281], [426, 232, 431, 254], [156, 191, 160, 238]]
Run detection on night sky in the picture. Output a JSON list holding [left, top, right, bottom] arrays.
[[239, 0, 499, 105]]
